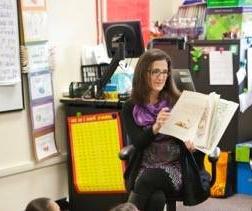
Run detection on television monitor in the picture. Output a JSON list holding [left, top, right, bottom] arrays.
[[102, 20, 145, 58]]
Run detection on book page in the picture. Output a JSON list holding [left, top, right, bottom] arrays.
[[159, 91, 208, 143], [193, 92, 219, 152], [204, 99, 239, 154]]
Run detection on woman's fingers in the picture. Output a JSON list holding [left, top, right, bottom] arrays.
[[153, 107, 171, 134], [161, 107, 170, 112], [157, 107, 170, 124]]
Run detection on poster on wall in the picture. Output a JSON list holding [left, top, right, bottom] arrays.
[[247, 47, 252, 91], [21, 0, 47, 11], [28, 71, 53, 102], [33, 129, 58, 161], [0, 0, 21, 85], [26, 42, 49, 72], [22, 11, 48, 42], [99, 0, 150, 45], [31, 101, 54, 130]]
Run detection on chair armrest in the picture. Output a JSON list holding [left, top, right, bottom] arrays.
[[207, 147, 221, 186], [208, 147, 221, 163], [119, 145, 135, 161]]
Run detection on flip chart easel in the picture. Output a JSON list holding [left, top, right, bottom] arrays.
[[67, 112, 125, 193]]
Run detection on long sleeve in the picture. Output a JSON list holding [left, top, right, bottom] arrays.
[[122, 100, 155, 149]]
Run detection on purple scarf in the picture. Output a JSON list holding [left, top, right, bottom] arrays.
[[133, 100, 170, 128]]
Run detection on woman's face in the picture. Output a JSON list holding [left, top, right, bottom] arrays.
[[149, 59, 169, 95]]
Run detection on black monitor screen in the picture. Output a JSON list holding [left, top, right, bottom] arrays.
[[102, 20, 144, 58]]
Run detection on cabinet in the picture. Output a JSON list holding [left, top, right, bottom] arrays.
[[60, 98, 127, 211]]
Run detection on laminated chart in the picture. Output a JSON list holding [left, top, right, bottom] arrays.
[[67, 112, 126, 193]]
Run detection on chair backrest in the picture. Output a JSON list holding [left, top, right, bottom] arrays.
[[171, 68, 196, 92], [147, 37, 189, 69]]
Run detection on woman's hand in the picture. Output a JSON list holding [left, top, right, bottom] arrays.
[[184, 140, 196, 152], [152, 107, 170, 134]]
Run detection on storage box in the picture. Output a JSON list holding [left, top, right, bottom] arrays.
[[205, 7, 252, 39], [80, 63, 109, 98], [236, 140, 252, 162], [81, 64, 108, 83], [236, 140, 252, 195], [207, 0, 252, 8], [236, 162, 252, 195]]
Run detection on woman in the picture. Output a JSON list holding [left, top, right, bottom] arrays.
[[122, 49, 210, 211]]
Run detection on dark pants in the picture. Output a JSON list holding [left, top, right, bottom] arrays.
[[128, 168, 176, 211]]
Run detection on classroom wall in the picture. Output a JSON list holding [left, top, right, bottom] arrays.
[[0, 1, 179, 210], [0, 1, 97, 210], [150, 0, 181, 23]]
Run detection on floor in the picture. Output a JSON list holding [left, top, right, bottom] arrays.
[[175, 194, 252, 211], [62, 194, 252, 211]]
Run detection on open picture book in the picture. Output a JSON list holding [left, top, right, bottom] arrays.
[[159, 90, 239, 154]]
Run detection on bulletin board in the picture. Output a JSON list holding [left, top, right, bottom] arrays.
[[106, 0, 149, 45], [188, 39, 241, 150], [0, 0, 24, 112], [67, 112, 126, 193]]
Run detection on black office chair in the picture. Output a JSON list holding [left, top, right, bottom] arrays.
[[119, 144, 220, 211]]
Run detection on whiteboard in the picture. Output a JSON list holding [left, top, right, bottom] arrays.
[[0, 0, 24, 112]]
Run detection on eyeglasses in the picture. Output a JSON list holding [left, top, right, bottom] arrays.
[[150, 68, 170, 78]]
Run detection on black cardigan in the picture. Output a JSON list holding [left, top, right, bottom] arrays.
[[121, 99, 210, 206]]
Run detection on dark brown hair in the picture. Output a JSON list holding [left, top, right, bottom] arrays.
[[131, 48, 180, 105], [25, 197, 51, 211]]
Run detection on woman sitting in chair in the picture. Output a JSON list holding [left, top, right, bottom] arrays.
[[122, 48, 211, 211]]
